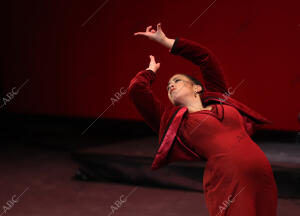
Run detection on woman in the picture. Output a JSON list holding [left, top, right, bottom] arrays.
[[129, 23, 278, 215]]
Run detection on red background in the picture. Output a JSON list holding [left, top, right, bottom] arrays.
[[4, 0, 300, 131]]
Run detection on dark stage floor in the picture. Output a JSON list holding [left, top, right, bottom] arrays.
[[1, 145, 300, 216]]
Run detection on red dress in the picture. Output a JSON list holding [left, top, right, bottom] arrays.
[[128, 37, 278, 215], [177, 103, 278, 215]]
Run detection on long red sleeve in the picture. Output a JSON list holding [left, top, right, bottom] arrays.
[[128, 69, 166, 134], [169, 37, 229, 93]]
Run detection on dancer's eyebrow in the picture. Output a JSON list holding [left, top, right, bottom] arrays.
[[167, 76, 181, 87]]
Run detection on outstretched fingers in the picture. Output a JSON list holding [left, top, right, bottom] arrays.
[[134, 32, 145, 36], [157, 23, 162, 31], [133, 24, 161, 36], [149, 55, 156, 63], [146, 25, 152, 32]]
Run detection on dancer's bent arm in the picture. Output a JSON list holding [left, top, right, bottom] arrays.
[[128, 55, 166, 135], [134, 23, 228, 93]]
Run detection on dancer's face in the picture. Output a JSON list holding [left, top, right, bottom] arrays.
[[167, 74, 202, 106]]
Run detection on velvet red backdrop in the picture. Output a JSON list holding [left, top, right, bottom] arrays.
[[4, 0, 300, 131]]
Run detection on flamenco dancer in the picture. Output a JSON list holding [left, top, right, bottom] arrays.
[[128, 23, 278, 215]]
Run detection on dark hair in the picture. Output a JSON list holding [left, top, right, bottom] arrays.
[[179, 73, 205, 96]]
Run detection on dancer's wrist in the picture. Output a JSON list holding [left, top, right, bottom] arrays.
[[157, 36, 175, 50], [146, 68, 156, 73]]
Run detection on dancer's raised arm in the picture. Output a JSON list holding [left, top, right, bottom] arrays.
[[134, 23, 228, 93], [128, 55, 166, 134]]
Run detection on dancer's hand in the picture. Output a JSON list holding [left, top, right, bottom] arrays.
[[146, 55, 160, 73], [134, 23, 175, 50], [134, 23, 167, 43]]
